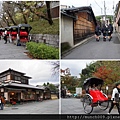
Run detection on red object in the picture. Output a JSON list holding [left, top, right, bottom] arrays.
[[12, 101, 16, 105], [11, 31, 17, 35], [89, 90, 108, 103], [7, 31, 11, 35], [0, 32, 2, 35], [20, 31, 28, 36], [20, 37, 28, 42], [11, 32, 17, 40]]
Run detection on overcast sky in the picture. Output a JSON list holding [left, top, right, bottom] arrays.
[[0, 60, 59, 86], [61, 0, 119, 16], [61, 60, 96, 78]]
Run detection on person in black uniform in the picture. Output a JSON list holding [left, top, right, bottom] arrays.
[[107, 23, 113, 41], [95, 24, 101, 42], [102, 24, 108, 41]]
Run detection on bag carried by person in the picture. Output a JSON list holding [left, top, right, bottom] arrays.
[[115, 93, 119, 102]]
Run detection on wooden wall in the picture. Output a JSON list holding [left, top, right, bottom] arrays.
[[74, 12, 96, 44]]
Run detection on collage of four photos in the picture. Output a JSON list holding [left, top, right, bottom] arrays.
[[0, 0, 120, 118]]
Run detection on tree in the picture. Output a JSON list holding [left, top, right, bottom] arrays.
[[79, 61, 100, 87], [2, 2, 17, 25], [46, 1, 53, 25], [50, 61, 59, 76], [80, 61, 120, 87], [93, 66, 112, 84]]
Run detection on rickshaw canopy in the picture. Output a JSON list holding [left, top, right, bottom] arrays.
[[5, 27, 11, 30], [83, 77, 104, 89]]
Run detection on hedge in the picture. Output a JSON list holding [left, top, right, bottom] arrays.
[[26, 42, 59, 59]]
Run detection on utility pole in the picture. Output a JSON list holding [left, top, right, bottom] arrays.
[[104, 1, 106, 23], [112, 1, 114, 23]]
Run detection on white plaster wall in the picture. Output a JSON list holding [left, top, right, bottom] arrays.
[[61, 15, 74, 47], [4, 92, 8, 100], [21, 92, 24, 99]]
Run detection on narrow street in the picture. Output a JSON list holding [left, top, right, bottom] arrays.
[[0, 39, 30, 59], [61, 98, 118, 114], [0, 99, 59, 114], [63, 33, 120, 59]]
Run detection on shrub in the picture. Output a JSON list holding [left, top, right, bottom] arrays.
[[61, 42, 71, 53], [26, 42, 59, 59]]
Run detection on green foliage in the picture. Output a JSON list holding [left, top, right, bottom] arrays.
[[96, 16, 101, 21], [29, 19, 59, 34], [61, 75, 80, 93], [26, 42, 59, 59], [79, 61, 100, 87], [80, 61, 120, 87], [61, 42, 71, 53], [43, 82, 58, 92]]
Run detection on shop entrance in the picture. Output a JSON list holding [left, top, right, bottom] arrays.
[[9, 92, 21, 104]]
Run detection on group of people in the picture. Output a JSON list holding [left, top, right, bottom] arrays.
[[95, 23, 113, 42]]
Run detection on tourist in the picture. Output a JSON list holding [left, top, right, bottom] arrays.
[[0, 95, 6, 110], [108, 82, 120, 114]]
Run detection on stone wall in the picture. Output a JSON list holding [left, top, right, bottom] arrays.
[[30, 34, 59, 48]]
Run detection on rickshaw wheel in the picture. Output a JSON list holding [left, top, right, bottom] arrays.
[[83, 94, 93, 114], [98, 100, 109, 110]]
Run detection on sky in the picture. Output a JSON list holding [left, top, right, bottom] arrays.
[[61, 60, 96, 78], [0, 60, 59, 86], [60, 0, 119, 16]]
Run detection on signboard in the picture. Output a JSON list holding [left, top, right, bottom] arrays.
[[76, 87, 82, 95]]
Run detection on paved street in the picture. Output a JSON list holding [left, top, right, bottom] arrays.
[[0, 39, 30, 59], [63, 33, 120, 59], [0, 100, 59, 114], [61, 98, 119, 114]]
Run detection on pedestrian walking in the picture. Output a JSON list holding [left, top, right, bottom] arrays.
[[0, 95, 6, 110], [4, 28, 7, 44], [95, 24, 101, 42], [107, 23, 113, 41], [108, 82, 120, 115]]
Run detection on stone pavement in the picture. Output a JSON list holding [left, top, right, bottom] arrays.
[[0, 39, 30, 59], [0, 99, 59, 114], [61, 98, 119, 114], [63, 33, 120, 59]]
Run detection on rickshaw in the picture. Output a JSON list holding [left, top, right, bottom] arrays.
[[82, 77, 109, 114], [10, 26, 18, 41], [0, 28, 5, 37], [16, 24, 32, 45], [0, 28, 3, 39]]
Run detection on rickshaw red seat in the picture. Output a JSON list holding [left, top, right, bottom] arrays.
[[20, 31, 28, 36], [89, 90, 108, 103], [7, 31, 11, 34], [11, 31, 17, 35]]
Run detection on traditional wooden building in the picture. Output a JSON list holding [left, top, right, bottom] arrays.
[[61, 6, 97, 47], [50, 1, 59, 19], [0, 68, 45, 104], [114, 1, 120, 32]]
